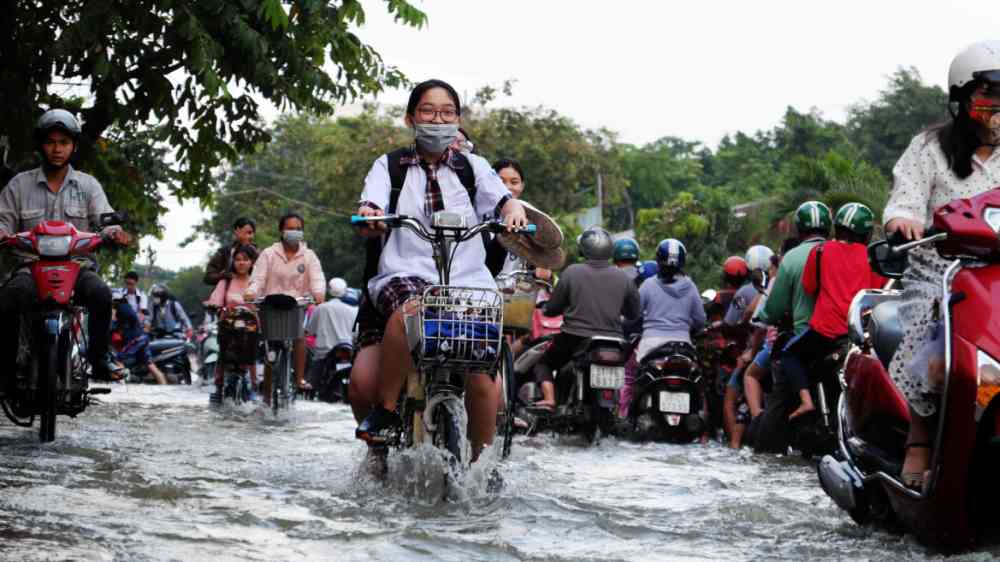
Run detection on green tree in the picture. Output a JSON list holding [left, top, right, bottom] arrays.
[[847, 67, 949, 177], [2, 0, 427, 199], [168, 266, 209, 327]]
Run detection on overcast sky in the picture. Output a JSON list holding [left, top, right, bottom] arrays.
[[146, 0, 1000, 271]]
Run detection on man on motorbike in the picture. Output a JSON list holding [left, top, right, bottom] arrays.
[[148, 284, 193, 339], [722, 257, 755, 326], [751, 200, 831, 452], [111, 290, 168, 385], [306, 278, 358, 363], [722, 245, 774, 447], [613, 238, 641, 281], [204, 217, 257, 286], [122, 271, 150, 325], [0, 109, 129, 383], [783, 203, 885, 419], [531, 227, 640, 409]]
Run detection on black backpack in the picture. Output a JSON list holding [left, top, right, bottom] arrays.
[[361, 148, 480, 308]]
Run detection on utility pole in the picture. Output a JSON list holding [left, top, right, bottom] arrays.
[[596, 171, 603, 226]]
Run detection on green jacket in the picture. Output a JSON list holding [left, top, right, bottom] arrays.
[[759, 237, 824, 335]]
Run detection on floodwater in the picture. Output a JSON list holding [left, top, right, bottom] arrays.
[[0, 383, 993, 562]]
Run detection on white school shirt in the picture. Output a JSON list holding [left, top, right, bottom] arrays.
[[884, 131, 1000, 227], [360, 151, 512, 300]]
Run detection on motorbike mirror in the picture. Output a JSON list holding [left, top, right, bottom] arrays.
[[99, 211, 129, 228], [868, 239, 908, 280]]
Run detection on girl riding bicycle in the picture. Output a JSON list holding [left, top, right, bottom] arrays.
[[353, 79, 527, 461]]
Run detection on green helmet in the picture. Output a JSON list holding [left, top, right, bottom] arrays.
[[834, 202, 875, 236], [794, 201, 833, 233], [613, 238, 640, 262]]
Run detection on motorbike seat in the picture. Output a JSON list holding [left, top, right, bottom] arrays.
[[149, 338, 186, 353], [870, 301, 903, 367]]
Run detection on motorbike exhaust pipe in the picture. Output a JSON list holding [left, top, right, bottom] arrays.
[[817, 383, 830, 428]]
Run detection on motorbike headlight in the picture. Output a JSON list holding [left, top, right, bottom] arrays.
[[985, 207, 1000, 234], [37, 235, 72, 257], [976, 350, 1000, 411]]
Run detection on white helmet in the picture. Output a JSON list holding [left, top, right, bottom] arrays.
[[327, 277, 347, 298], [745, 245, 775, 272], [948, 40, 1000, 99]]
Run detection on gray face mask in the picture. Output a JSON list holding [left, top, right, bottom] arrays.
[[282, 230, 304, 243], [413, 123, 459, 154]]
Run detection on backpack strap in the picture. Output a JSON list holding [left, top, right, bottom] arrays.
[[814, 242, 824, 294]]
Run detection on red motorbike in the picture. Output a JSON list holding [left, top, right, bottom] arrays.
[[819, 188, 1000, 549], [0, 216, 120, 442]]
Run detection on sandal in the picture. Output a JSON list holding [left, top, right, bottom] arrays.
[[901, 442, 931, 492]]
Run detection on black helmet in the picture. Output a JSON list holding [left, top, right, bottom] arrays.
[[34, 109, 82, 147], [150, 283, 168, 299], [577, 227, 614, 261]]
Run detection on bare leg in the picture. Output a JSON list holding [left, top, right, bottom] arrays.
[[788, 389, 815, 420], [537, 381, 556, 408], [261, 363, 272, 405], [294, 338, 308, 387], [377, 302, 417, 411], [466, 373, 498, 462], [350, 345, 381, 424], [744, 362, 766, 418], [147, 361, 168, 385], [723, 385, 740, 448], [902, 409, 933, 490]]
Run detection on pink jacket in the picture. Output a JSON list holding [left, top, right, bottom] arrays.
[[207, 276, 251, 308], [247, 242, 325, 300]]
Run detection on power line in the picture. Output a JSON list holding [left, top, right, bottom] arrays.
[[214, 185, 351, 218]]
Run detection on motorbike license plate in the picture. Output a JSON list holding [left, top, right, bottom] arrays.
[[590, 364, 625, 389], [336, 363, 352, 371], [234, 320, 245, 328], [658, 391, 691, 414]]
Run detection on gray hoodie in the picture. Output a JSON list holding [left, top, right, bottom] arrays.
[[639, 274, 706, 343]]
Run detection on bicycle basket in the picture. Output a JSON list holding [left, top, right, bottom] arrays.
[[415, 286, 503, 371], [257, 298, 304, 340], [219, 310, 260, 365], [502, 289, 535, 332]]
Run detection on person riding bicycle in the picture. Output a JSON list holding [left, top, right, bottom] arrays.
[[752, 200, 831, 452], [0, 109, 130, 383], [206, 243, 259, 403], [352, 79, 528, 460], [530, 227, 640, 410], [243, 212, 326, 394], [204, 217, 257, 286], [486, 158, 554, 280], [148, 283, 193, 339]]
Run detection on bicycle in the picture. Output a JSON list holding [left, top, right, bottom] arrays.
[[210, 304, 260, 406], [253, 294, 313, 415], [351, 211, 535, 471]]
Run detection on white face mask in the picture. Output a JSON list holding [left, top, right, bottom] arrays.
[[282, 230, 304, 243]]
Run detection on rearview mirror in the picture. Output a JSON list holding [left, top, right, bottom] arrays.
[[868, 240, 908, 279], [99, 211, 129, 228]]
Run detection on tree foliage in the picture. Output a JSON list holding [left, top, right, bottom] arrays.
[[196, 67, 946, 293], [1, 0, 426, 252]]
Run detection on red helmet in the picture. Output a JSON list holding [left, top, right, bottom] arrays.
[[722, 256, 749, 287]]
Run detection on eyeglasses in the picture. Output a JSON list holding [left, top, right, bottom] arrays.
[[416, 107, 459, 122]]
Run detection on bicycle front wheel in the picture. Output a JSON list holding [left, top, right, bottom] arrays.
[[272, 347, 292, 415]]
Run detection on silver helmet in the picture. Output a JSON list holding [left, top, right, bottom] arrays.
[[577, 227, 614, 261]]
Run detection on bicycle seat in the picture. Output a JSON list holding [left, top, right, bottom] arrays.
[[870, 300, 903, 367]]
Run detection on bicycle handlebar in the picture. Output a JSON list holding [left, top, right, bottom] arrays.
[[351, 214, 536, 244]]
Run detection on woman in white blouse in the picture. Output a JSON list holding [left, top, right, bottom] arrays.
[[883, 41, 1000, 490], [353, 79, 527, 460]]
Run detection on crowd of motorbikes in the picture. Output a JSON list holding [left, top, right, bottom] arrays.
[[11, 190, 1000, 552]]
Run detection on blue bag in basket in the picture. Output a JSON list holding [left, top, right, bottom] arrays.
[[422, 312, 500, 363]]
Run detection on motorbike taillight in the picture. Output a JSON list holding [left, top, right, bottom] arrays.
[[334, 348, 353, 361], [590, 349, 625, 364]]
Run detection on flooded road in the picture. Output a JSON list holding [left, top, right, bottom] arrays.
[[0, 383, 990, 561]]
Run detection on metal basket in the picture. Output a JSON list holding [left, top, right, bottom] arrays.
[[257, 304, 305, 341], [410, 286, 503, 371]]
